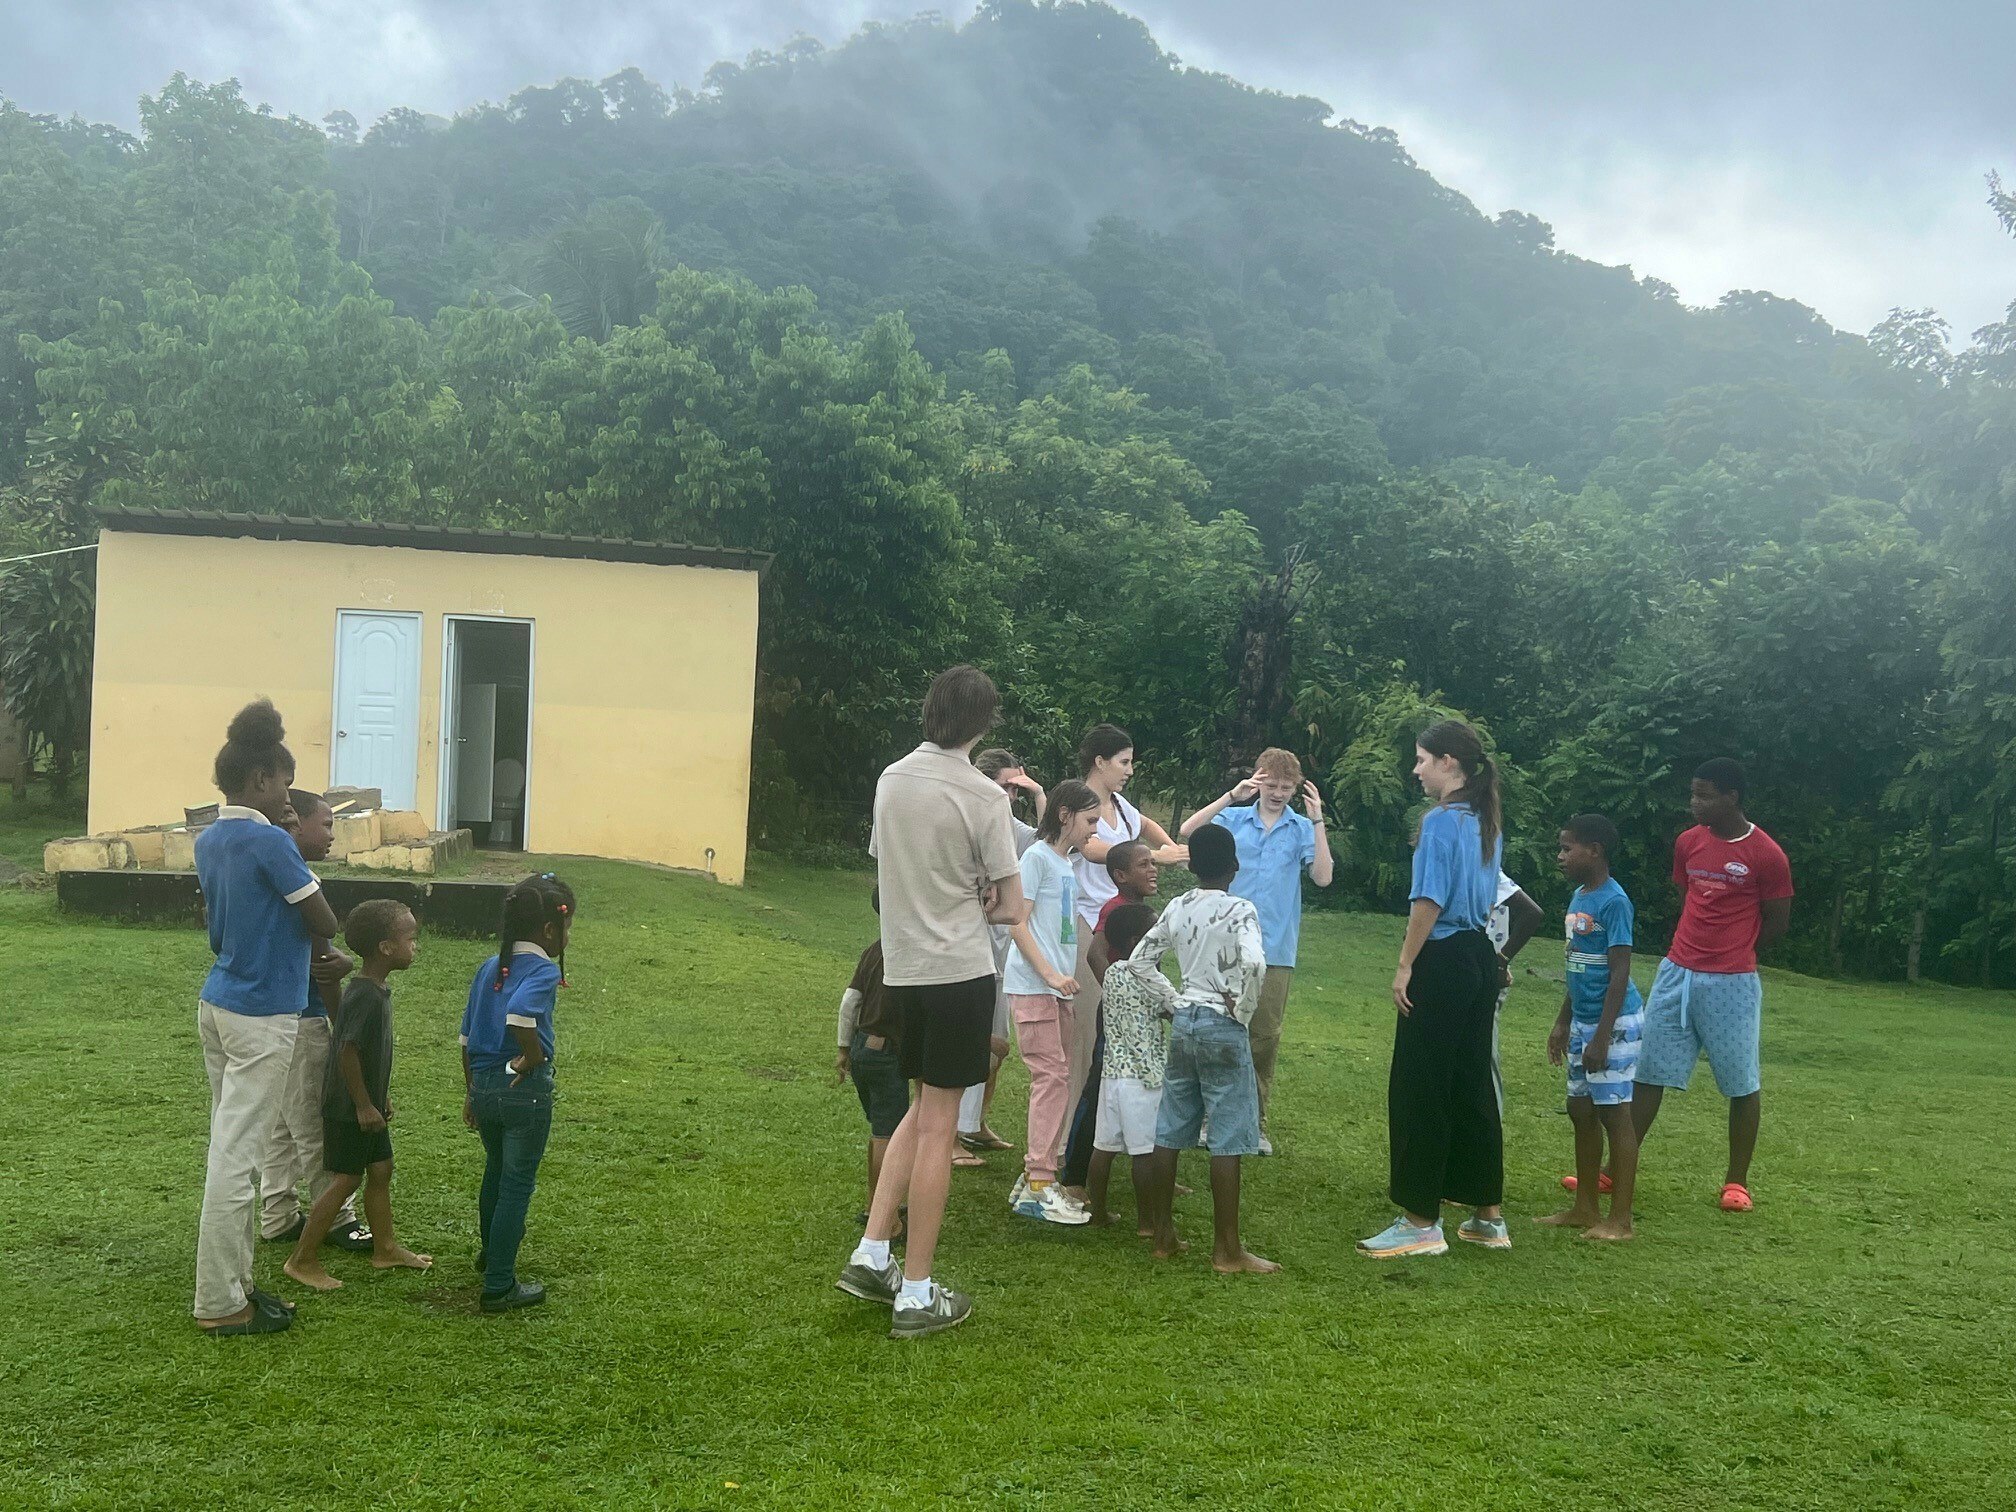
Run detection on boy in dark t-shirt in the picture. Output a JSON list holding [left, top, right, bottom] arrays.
[[284, 899, 432, 1290], [837, 926, 907, 1230]]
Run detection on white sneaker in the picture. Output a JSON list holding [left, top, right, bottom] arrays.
[[1257, 1133, 1275, 1156], [1008, 1172, 1030, 1211], [1032, 1182, 1091, 1226]]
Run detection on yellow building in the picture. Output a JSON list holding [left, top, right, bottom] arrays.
[[88, 507, 769, 884]]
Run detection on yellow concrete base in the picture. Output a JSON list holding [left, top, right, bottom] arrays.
[[44, 837, 135, 873]]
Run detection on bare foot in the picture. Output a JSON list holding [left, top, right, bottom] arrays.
[[1061, 1185, 1089, 1205], [372, 1246, 433, 1271], [1173, 1182, 1195, 1198], [1151, 1234, 1188, 1259], [1580, 1219, 1635, 1242], [1534, 1208, 1599, 1229], [1088, 1210, 1112, 1227], [1213, 1249, 1281, 1274], [283, 1256, 343, 1291]]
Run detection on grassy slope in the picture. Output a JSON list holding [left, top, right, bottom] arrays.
[[4, 810, 2013, 1509]]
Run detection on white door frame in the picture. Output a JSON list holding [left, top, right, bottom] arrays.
[[329, 609, 423, 807], [436, 614, 536, 846]]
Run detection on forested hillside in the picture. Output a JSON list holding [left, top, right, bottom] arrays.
[[1, 1, 2010, 983]]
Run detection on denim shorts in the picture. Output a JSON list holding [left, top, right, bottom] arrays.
[[1153, 1002, 1261, 1157], [850, 1030, 909, 1137]]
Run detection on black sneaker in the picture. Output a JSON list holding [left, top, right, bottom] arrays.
[[835, 1257, 902, 1303], [326, 1221, 374, 1253], [262, 1214, 306, 1244], [480, 1281, 546, 1314], [888, 1285, 972, 1340]]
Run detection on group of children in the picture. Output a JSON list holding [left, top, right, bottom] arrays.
[[838, 741, 1331, 1275], [836, 713, 1795, 1290], [189, 699, 575, 1336]]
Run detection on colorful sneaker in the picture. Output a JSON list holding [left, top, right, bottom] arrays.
[[1008, 1173, 1031, 1212], [835, 1256, 903, 1303], [1457, 1216, 1512, 1250], [889, 1283, 972, 1340], [1357, 1216, 1448, 1258], [1020, 1182, 1091, 1225]]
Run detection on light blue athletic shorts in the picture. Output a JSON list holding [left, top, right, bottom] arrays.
[[1636, 959, 1762, 1098], [1567, 1008, 1643, 1106]]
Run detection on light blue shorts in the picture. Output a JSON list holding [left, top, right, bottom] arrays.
[[1636, 959, 1762, 1098], [1567, 1008, 1643, 1106], [1153, 1002, 1261, 1157]]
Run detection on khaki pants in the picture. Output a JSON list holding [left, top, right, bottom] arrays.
[[194, 1002, 297, 1320], [1250, 967, 1295, 1128], [1063, 929, 1104, 1123], [258, 1014, 357, 1238]]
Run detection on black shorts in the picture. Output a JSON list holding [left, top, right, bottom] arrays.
[[323, 1118, 395, 1175], [892, 975, 996, 1089], [850, 1030, 910, 1137]]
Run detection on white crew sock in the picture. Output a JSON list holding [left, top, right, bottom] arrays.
[[851, 1236, 891, 1269], [896, 1275, 933, 1308]]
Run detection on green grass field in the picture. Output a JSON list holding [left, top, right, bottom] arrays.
[[5, 794, 2014, 1509]]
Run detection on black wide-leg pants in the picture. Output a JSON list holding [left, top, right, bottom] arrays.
[[1388, 928, 1505, 1217]]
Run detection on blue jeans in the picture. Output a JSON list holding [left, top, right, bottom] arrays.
[[1153, 1003, 1261, 1157], [474, 1063, 554, 1296]]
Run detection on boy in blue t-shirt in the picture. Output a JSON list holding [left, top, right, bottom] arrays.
[[1538, 814, 1642, 1241]]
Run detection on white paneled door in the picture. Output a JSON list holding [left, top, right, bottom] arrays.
[[331, 610, 422, 810]]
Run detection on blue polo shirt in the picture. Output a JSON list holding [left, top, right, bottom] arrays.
[[460, 944, 561, 1071], [195, 807, 320, 1017], [1412, 803, 1502, 939], [1217, 806, 1318, 968]]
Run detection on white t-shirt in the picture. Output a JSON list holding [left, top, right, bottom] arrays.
[[1485, 870, 1520, 952], [989, 817, 1041, 974], [1073, 792, 1141, 927], [1004, 843, 1079, 997]]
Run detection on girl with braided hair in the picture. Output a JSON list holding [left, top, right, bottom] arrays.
[[459, 873, 576, 1312]]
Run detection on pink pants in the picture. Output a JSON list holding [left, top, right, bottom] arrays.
[[1011, 994, 1074, 1182]]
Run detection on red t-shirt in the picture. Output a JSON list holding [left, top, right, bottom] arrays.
[[1095, 895, 1125, 935], [1667, 825, 1794, 974]]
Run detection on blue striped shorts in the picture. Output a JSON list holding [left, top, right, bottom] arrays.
[[1567, 1009, 1643, 1106]]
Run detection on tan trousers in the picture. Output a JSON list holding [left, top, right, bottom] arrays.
[[1250, 966, 1295, 1127], [1063, 929, 1104, 1123], [194, 1002, 296, 1320], [258, 1014, 357, 1237]]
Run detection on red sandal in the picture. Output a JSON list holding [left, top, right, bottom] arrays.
[[1719, 1182, 1753, 1212], [1560, 1172, 1614, 1195]]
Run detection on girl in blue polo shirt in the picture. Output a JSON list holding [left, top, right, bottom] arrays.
[[1360, 719, 1509, 1261], [460, 873, 576, 1313], [192, 701, 341, 1336]]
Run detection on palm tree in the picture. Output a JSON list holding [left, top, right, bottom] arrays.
[[499, 197, 668, 340]]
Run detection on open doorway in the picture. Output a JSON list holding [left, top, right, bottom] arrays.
[[439, 617, 533, 850]]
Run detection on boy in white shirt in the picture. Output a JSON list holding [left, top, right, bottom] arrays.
[[1121, 824, 1277, 1274]]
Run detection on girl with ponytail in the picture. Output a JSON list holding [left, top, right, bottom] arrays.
[[458, 873, 577, 1312], [1359, 719, 1510, 1260]]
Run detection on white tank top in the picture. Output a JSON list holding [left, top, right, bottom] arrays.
[[1072, 792, 1141, 927]]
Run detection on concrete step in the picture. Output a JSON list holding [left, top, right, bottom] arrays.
[[346, 828, 475, 875]]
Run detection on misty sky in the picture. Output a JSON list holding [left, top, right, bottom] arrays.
[[5, 1, 2009, 338]]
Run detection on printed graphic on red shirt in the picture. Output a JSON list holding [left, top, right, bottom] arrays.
[[1667, 825, 1793, 975]]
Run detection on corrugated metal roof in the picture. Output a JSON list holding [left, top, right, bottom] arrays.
[[96, 506, 772, 576]]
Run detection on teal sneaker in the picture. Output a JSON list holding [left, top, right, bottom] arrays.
[[1357, 1216, 1448, 1258], [1457, 1216, 1512, 1250]]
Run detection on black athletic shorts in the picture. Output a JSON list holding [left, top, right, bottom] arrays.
[[892, 974, 996, 1089], [323, 1118, 395, 1175]]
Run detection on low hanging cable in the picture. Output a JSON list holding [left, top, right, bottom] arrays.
[[0, 542, 99, 567]]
